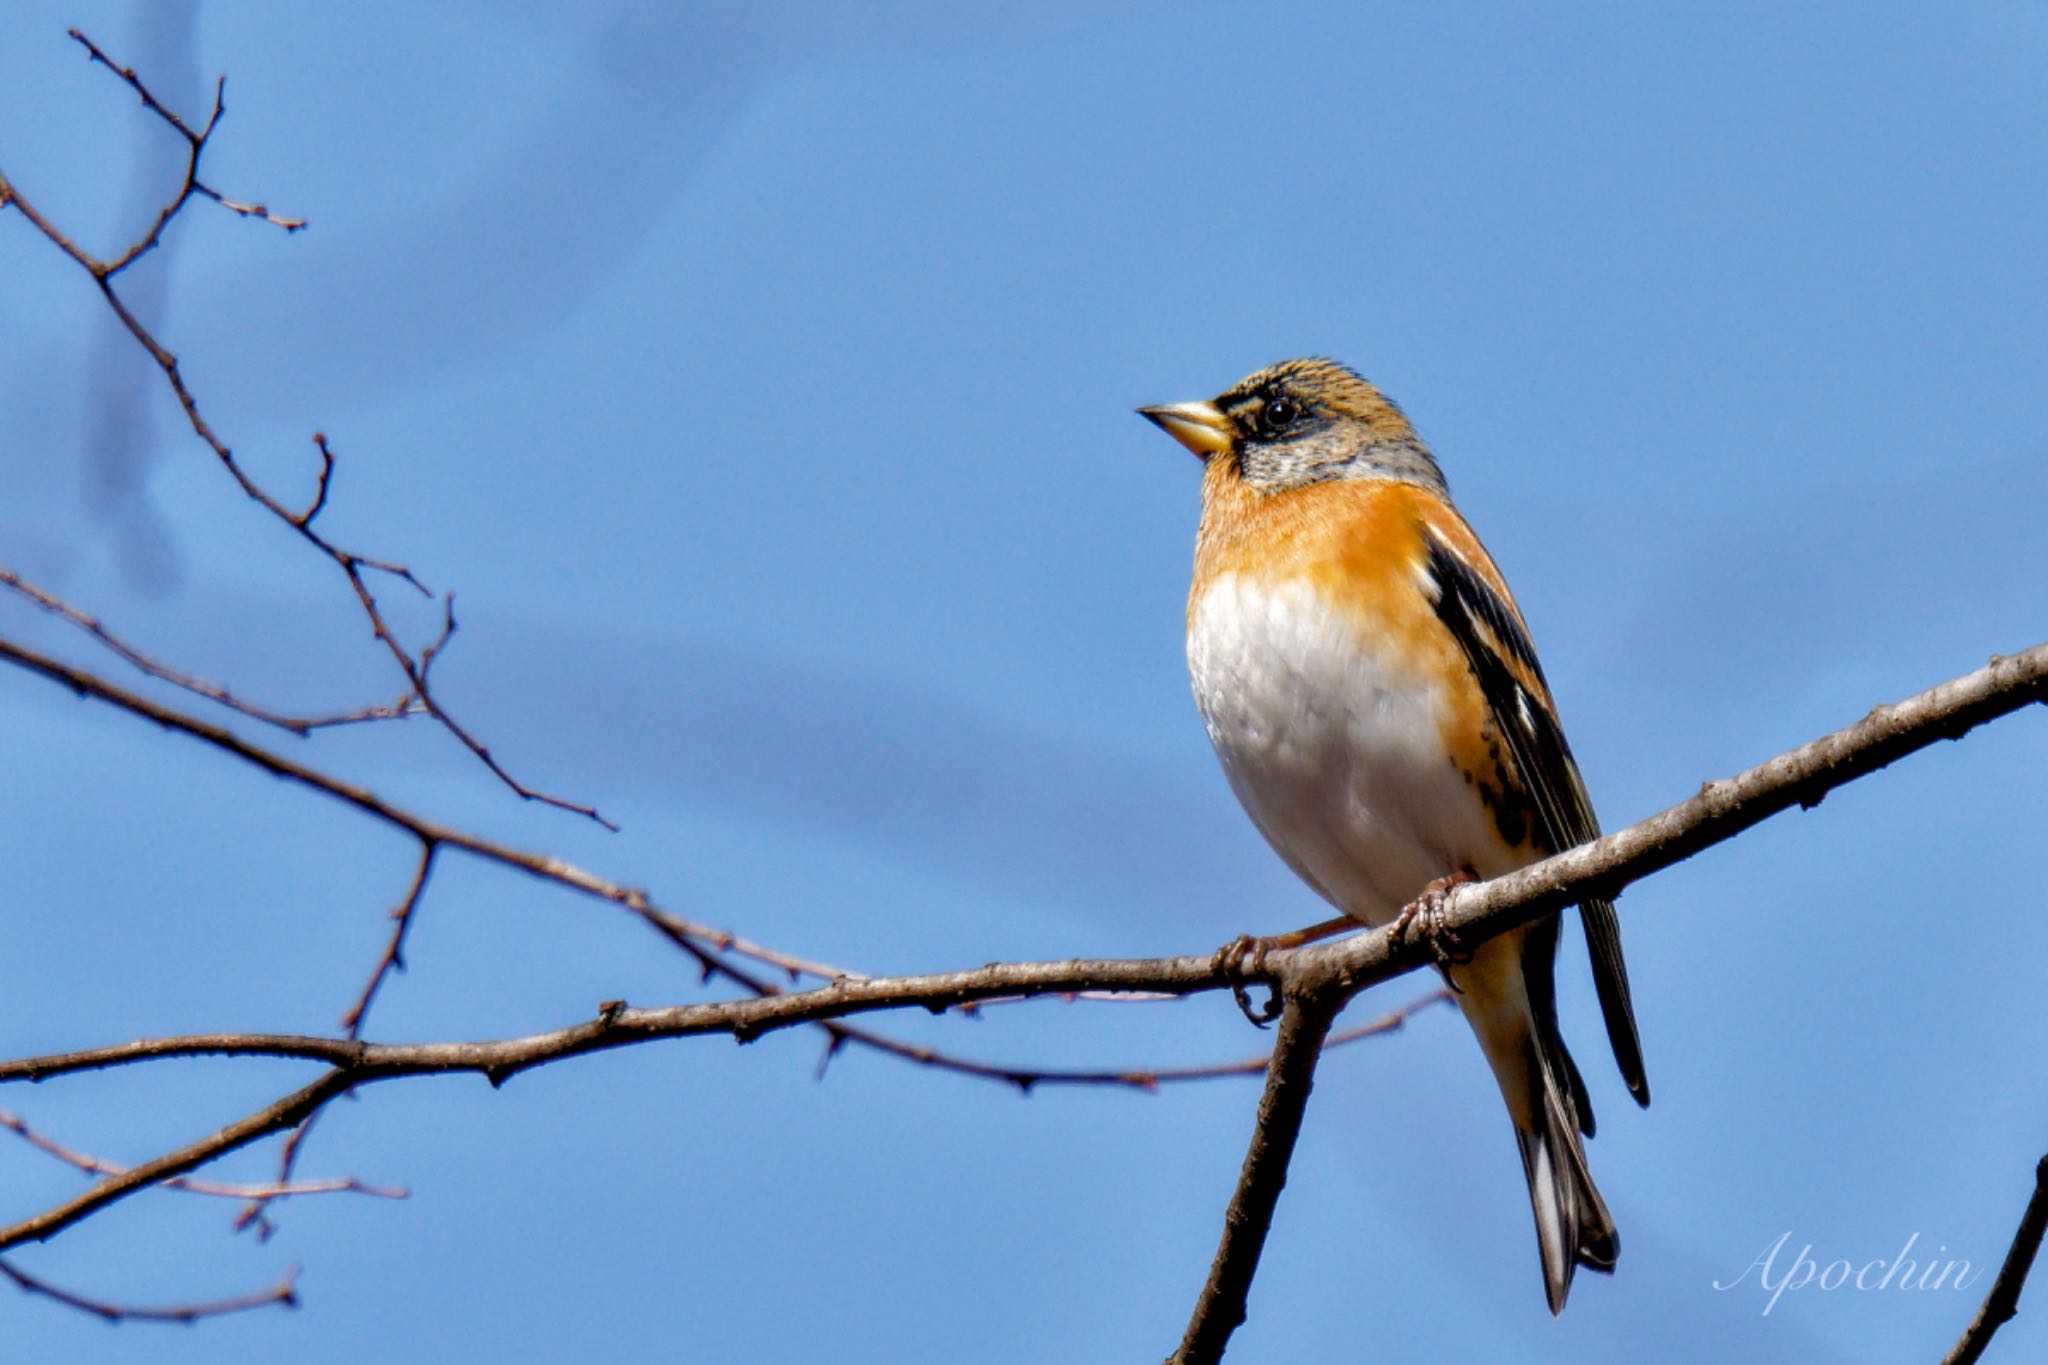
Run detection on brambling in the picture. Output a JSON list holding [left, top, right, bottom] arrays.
[[1140, 358, 1648, 1314]]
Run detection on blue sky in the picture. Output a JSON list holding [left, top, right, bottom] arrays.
[[2, 2, 2045, 1360]]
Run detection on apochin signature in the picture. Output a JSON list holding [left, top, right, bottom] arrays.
[[1715, 1231, 1981, 1315]]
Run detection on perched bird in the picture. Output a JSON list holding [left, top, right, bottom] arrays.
[[1140, 358, 1647, 1314]]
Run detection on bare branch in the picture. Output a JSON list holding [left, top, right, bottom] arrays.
[[416, 591, 457, 688], [295, 433, 338, 528], [232, 1108, 330, 1240], [1169, 993, 1338, 1364], [0, 1256, 298, 1324], [1147, 989, 1451, 1085], [0, 1108, 403, 1205], [0, 984, 1437, 1254], [2, 32, 612, 829], [340, 842, 440, 1038], [0, 1073, 356, 1251], [0, 567, 424, 732], [810, 988, 1453, 1092], [1944, 1154, 2048, 1365], [188, 180, 307, 234], [0, 963, 1237, 1092], [63, 28, 305, 279], [68, 28, 208, 145]]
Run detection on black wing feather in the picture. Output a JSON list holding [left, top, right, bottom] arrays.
[[1423, 531, 1649, 1108]]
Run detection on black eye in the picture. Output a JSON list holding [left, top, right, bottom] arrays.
[[1261, 396, 1300, 431]]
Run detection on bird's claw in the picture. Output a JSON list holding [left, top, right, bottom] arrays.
[[1214, 933, 1283, 1027], [1392, 872, 1477, 987]]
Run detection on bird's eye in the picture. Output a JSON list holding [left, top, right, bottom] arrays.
[[1261, 396, 1300, 431]]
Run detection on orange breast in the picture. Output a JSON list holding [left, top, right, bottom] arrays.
[[1189, 465, 1447, 651]]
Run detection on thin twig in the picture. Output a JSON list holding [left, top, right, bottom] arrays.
[[1169, 993, 1338, 1365], [340, 842, 440, 1038], [65, 29, 305, 279], [810, 988, 1453, 1092], [64, 29, 305, 277], [0, 567, 424, 733], [1, 1073, 357, 1251], [189, 180, 305, 233], [1146, 989, 1451, 1084], [0, 1108, 403, 1204], [0, 635, 792, 983], [3, 32, 611, 829], [0, 1256, 298, 1324], [1944, 1154, 2048, 1365], [296, 433, 338, 527], [0, 962, 1243, 1092], [0, 986, 1441, 1097], [70, 27, 208, 140], [232, 1108, 330, 1239], [416, 590, 457, 688]]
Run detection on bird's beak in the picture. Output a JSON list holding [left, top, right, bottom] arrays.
[[1138, 400, 1232, 459]]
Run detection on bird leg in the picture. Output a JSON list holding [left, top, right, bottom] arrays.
[[1213, 915, 1358, 1026], [1390, 871, 1478, 985]]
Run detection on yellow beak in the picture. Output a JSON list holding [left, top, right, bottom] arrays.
[[1138, 400, 1232, 459]]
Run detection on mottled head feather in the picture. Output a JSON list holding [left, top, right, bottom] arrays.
[[1218, 357, 1407, 427]]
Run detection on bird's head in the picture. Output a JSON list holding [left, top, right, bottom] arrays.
[[1139, 357, 1445, 495]]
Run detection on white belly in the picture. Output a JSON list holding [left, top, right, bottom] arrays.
[[1187, 573, 1507, 926]]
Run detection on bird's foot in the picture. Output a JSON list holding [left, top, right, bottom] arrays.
[[1212, 915, 1357, 1027], [1214, 934, 1283, 1027], [1391, 872, 1477, 985]]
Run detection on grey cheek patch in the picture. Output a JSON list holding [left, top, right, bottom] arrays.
[[1242, 431, 1448, 498]]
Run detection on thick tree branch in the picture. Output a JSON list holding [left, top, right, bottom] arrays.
[[1169, 993, 1337, 1365], [1944, 1154, 2048, 1365], [0, 964, 1238, 1091]]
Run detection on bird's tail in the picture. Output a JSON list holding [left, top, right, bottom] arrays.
[[1454, 933, 1620, 1313], [1514, 1033, 1618, 1315]]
